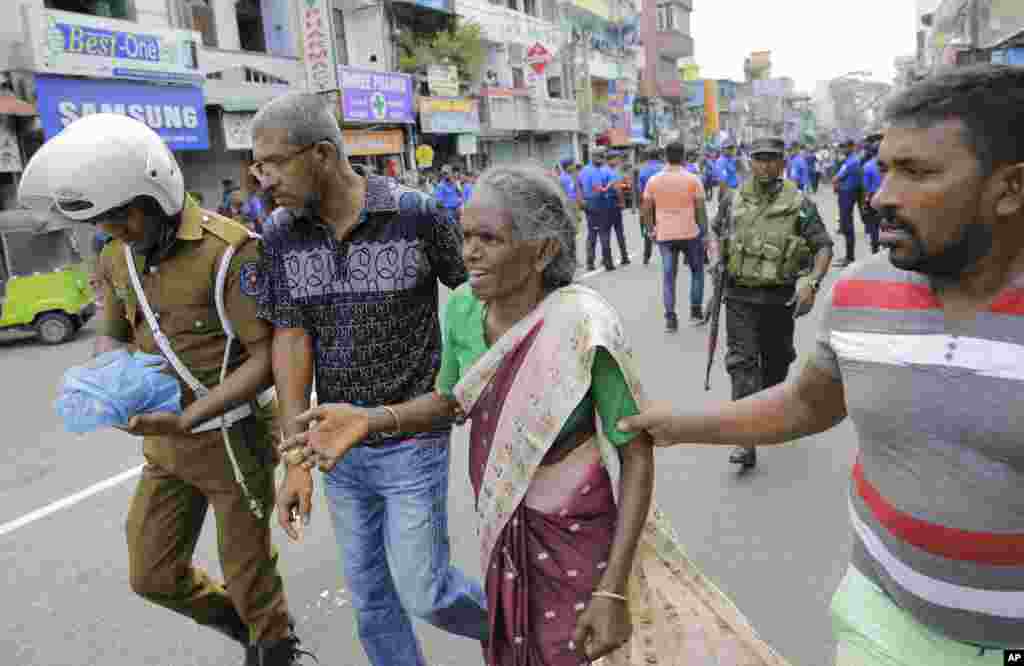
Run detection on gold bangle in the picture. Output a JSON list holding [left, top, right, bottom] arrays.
[[381, 405, 401, 433], [591, 589, 629, 603]]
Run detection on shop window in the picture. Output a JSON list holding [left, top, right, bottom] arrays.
[[186, 0, 217, 47], [45, 0, 134, 21], [522, 0, 537, 16], [236, 0, 267, 53], [506, 0, 517, 11]]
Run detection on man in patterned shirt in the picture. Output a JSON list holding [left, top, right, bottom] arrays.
[[620, 65, 1024, 665], [250, 93, 487, 666]]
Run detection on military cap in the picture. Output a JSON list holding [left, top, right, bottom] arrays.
[[750, 137, 786, 157]]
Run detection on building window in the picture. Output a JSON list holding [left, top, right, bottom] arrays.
[[186, 0, 217, 47], [45, 0, 134, 21], [657, 5, 675, 31], [236, 0, 267, 53], [523, 0, 537, 16], [547, 75, 562, 99], [333, 9, 349, 66], [506, 0, 517, 11], [512, 67, 525, 89]]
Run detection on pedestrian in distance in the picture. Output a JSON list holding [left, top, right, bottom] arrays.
[[579, 150, 615, 272], [250, 92, 488, 666], [642, 142, 709, 332], [636, 148, 665, 265], [707, 136, 834, 469], [806, 146, 820, 194], [281, 164, 794, 666], [19, 113, 313, 665], [558, 158, 584, 234], [620, 64, 1024, 666]]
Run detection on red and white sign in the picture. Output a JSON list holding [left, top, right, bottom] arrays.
[[300, 0, 339, 93], [525, 42, 553, 75]]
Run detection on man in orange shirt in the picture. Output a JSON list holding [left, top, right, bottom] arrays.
[[642, 141, 709, 332]]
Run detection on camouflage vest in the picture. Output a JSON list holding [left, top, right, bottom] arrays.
[[726, 180, 812, 288]]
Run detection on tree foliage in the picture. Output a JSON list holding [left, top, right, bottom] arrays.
[[397, 21, 486, 83]]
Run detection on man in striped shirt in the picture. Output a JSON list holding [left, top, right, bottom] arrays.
[[620, 64, 1024, 665]]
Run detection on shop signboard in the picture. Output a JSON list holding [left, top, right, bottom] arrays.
[[419, 97, 481, 134], [339, 67, 414, 123], [300, 0, 340, 93], [427, 65, 460, 97], [34, 75, 209, 151], [342, 129, 405, 156], [32, 10, 202, 84], [222, 111, 256, 151]]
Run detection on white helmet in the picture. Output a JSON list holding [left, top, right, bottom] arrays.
[[19, 113, 185, 221]]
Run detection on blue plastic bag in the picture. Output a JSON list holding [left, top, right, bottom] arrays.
[[55, 350, 182, 434]]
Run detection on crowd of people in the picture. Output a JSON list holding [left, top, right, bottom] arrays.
[[18, 63, 1024, 666]]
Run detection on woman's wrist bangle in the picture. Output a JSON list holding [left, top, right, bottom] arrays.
[[591, 589, 629, 603], [380, 405, 401, 433]]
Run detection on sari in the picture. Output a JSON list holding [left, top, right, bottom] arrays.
[[452, 283, 792, 666]]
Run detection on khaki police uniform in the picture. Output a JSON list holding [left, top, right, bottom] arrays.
[[97, 199, 289, 644]]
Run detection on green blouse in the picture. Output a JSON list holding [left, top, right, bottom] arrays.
[[436, 287, 639, 447]]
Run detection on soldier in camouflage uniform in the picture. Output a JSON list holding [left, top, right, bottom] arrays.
[[19, 114, 311, 666], [711, 137, 834, 469]]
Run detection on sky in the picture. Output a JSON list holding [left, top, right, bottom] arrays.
[[689, 0, 921, 93]]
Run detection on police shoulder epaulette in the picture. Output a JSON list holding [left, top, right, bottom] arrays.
[[198, 210, 255, 248]]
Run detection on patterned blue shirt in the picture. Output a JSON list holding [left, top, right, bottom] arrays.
[[257, 176, 466, 437]]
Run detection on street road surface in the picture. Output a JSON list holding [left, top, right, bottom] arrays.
[[2, 191, 871, 666]]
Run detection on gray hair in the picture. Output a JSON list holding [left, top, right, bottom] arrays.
[[474, 165, 577, 289], [251, 92, 345, 158]]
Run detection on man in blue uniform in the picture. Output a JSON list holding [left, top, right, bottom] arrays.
[[433, 165, 463, 222], [604, 154, 630, 266], [579, 151, 614, 271], [636, 148, 664, 265], [715, 144, 740, 203], [859, 133, 883, 255], [787, 145, 810, 192], [832, 140, 864, 267]]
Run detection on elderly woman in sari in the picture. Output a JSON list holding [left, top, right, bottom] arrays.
[[282, 166, 791, 666]]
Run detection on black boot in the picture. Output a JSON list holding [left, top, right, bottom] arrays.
[[665, 312, 679, 333], [207, 609, 258, 666], [257, 630, 317, 665], [690, 304, 704, 324]]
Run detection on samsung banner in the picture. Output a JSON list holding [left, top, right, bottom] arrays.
[[35, 75, 209, 151]]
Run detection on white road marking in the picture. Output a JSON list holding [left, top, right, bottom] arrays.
[[0, 464, 144, 537], [1, 248, 645, 537]]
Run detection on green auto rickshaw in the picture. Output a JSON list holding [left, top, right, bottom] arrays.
[[0, 208, 96, 344]]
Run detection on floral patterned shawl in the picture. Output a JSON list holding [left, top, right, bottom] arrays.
[[453, 284, 792, 665]]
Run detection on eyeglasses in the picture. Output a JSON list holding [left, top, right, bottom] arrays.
[[249, 143, 320, 178]]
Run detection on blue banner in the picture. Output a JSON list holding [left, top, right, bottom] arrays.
[[35, 75, 209, 151]]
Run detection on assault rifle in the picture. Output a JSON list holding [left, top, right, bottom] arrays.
[[704, 237, 728, 391]]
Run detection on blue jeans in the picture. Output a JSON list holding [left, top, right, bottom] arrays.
[[659, 238, 705, 315], [323, 433, 488, 666]]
